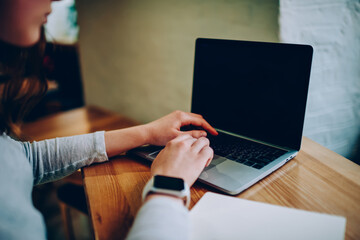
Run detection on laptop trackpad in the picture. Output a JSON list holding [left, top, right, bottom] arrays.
[[200, 157, 259, 192], [207, 154, 227, 167]]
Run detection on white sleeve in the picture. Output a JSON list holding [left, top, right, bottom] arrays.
[[126, 197, 189, 240]]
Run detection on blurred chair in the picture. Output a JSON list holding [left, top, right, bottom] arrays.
[[26, 42, 85, 121], [57, 178, 90, 240]]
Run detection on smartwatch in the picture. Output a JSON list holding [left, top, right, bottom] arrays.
[[142, 175, 190, 208]]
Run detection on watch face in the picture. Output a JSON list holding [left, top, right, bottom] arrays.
[[154, 175, 185, 191]]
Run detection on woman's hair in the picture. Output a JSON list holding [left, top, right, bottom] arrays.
[[0, 27, 48, 137]]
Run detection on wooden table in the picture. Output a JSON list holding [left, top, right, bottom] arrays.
[[22, 106, 360, 240]]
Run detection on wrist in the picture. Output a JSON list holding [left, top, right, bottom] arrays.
[[104, 125, 152, 157], [142, 123, 154, 145]]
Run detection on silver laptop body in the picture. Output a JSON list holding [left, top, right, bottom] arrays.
[[130, 38, 313, 195]]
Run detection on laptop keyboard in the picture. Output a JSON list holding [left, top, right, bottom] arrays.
[[207, 133, 287, 169]]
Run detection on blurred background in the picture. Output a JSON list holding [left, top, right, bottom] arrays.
[[42, 0, 360, 163], [31, 0, 359, 239]]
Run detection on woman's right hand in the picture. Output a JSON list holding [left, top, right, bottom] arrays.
[[150, 134, 214, 187]]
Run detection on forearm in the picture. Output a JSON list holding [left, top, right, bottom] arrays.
[[105, 125, 151, 158], [22, 131, 108, 185]]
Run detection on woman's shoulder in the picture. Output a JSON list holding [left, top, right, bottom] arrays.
[[0, 132, 22, 149], [0, 133, 33, 185], [0, 133, 27, 163]]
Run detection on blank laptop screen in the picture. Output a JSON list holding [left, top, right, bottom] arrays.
[[191, 38, 313, 151]]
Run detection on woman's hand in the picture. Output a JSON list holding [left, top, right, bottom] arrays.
[[144, 110, 218, 146], [150, 134, 214, 187], [105, 110, 217, 157]]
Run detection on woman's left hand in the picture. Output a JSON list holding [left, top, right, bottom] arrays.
[[144, 110, 218, 146]]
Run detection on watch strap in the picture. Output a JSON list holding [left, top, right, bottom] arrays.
[[142, 176, 190, 208]]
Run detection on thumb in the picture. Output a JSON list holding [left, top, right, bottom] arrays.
[[206, 157, 212, 167]]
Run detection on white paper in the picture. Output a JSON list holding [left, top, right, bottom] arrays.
[[190, 192, 346, 240]]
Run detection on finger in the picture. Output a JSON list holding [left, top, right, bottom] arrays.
[[170, 133, 194, 143], [180, 130, 207, 138], [199, 146, 214, 167], [181, 115, 218, 136], [189, 112, 204, 119], [173, 134, 198, 145], [205, 155, 213, 167], [170, 137, 198, 150], [191, 137, 210, 153], [183, 137, 198, 146]]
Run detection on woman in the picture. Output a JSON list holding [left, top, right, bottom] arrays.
[[0, 0, 216, 239]]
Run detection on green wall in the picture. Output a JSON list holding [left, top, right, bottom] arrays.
[[77, 0, 279, 123]]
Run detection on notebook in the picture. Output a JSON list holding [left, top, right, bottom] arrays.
[[129, 38, 313, 195], [190, 192, 346, 240]]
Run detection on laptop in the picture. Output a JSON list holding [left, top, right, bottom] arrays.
[[129, 38, 313, 195]]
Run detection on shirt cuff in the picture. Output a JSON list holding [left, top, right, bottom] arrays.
[[126, 196, 189, 240], [93, 131, 109, 163], [144, 196, 189, 212]]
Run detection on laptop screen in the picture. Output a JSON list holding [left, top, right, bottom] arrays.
[[191, 38, 313, 151]]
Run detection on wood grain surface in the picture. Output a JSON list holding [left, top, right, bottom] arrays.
[[22, 106, 360, 240]]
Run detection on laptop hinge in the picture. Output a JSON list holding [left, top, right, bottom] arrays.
[[215, 128, 293, 152]]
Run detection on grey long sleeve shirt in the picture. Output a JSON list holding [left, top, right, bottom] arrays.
[[0, 132, 189, 239]]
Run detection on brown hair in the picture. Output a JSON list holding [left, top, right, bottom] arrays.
[[0, 27, 48, 137]]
